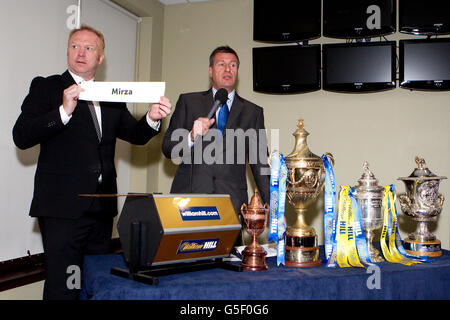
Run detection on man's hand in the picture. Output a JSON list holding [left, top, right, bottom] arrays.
[[63, 84, 83, 116], [148, 96, 172, 121], [190, 117, 215, 142]]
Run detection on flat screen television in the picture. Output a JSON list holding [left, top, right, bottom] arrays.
[[322, 41, 396, 93], [399, 38, 450, 91], [323, 0, 396, 39], [252, 44, 321, 94], [399, 0, 450, 35], [253, 0, 321, 42]]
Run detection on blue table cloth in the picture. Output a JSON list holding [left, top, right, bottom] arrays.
[[81, 247, 450, 300]]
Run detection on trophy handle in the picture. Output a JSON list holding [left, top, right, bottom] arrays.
[[438, 194, 445, 207], [398, 194, 414, 216], [324, 152, 334, 167], [240, 203, 248, 227], [240, 203, 251, 232]]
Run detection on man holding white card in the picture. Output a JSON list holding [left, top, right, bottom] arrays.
[[13, 25, 171, 300]]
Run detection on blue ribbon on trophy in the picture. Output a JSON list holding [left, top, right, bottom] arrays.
[[269, 151, 287, 266], [322, 154, 337, 266]]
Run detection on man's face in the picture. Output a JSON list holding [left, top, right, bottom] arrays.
[[67, 30, 104, 81], [209, 52, 239, 92]]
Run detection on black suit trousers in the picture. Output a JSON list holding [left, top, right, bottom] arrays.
[[38, 204, 113, 300]]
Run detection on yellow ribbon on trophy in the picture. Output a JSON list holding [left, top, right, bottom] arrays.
[[380, 185, 421, 266], [336, 186, 365, 268]]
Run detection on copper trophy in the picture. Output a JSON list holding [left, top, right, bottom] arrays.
[[240, 189, 269, 271], [284, 119, 334, 267]]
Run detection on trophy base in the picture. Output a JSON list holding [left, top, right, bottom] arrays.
[[284, 255, 322, 268], [403, 238, 442, 257], [285, 233, 321, 267], [368, 247, 384, 263], [241, 246, 269, 271]]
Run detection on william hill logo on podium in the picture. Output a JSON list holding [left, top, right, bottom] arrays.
[[177, 238, 219, 254], [178, 206, 221, 221]]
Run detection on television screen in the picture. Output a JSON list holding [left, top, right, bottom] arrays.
[[399, 38, 450, 91], [322, 41, 396, 93], [252, 44, 321, 94], [323, 0, 396, 39], [253, 0, 321, 42], [399, 0, 450, 35]]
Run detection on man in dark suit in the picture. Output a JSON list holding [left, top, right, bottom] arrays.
[[12, 26, 171, 300], [162, 46, 270, 229]]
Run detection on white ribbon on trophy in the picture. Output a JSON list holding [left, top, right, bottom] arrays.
[[79, 82, 166, 103]]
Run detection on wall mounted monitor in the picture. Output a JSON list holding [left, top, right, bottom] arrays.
[[399, 38, 450, 91], [252, 44, 321, 94], [399, 0, 450, 35], [323, 0, 396, 39], [253, 0, 321, 42], [322, 41, 396, 93]]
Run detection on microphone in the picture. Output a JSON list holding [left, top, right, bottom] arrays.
[[190, 88, 228, 193], [206, 88, 228, 119]]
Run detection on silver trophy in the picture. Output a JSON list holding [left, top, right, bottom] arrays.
[[353, 162, 384, 262], [398, 156, 447, 257]]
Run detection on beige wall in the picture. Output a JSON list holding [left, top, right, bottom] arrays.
[[112, 0, 166, 194], [158, 0, 450, 249], [0, 281, 44, 300]]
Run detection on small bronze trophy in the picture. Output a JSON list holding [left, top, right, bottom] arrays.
[[284, 119, 334, 267], [398, 156, 447, 257], [240, 189, 269, 271]]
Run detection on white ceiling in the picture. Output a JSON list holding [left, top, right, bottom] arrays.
[[158, 0, 215, 5]]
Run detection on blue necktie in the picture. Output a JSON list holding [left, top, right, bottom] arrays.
[[217, 103, 229, 134]]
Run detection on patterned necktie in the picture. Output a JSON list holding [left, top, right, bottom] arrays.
[[217, 103, 229, 134], [87, 101, 102, 142]]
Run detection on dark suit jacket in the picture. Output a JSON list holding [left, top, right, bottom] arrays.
[[13, 70, 159, 219], [162, 89, 270, 214]]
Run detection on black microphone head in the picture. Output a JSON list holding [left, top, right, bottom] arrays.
[[215, 88, 228, 105]]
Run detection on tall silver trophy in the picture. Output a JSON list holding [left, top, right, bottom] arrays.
[[353, 162, 384, 262], [398, 156, 447, 257]]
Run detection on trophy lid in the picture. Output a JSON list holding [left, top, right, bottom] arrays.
[[398, 156, 447, 181], [285, 118, 321, 160], [248, 189, 264, 209], [354, 161, 383, 192]]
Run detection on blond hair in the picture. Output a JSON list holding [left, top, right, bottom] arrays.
[[68, 25, 105, 54]]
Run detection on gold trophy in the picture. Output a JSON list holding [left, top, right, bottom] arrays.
[[240, 189, 269, 271], [284, 119, 334, 267]]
